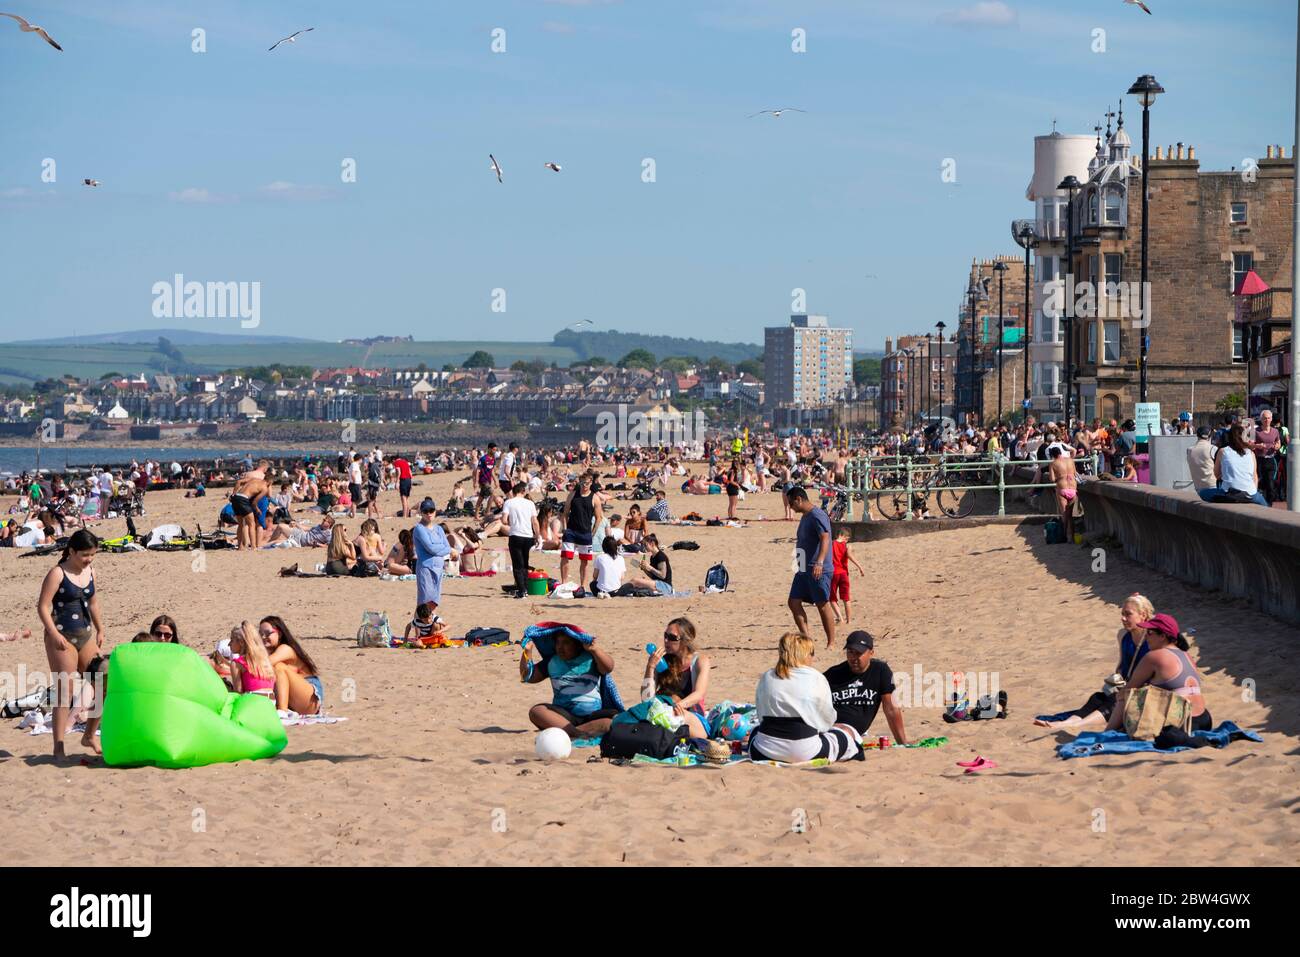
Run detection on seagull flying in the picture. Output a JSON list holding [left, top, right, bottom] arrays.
[[489, 154, 503, 183], [543, 163, 562, 173], [568, 320, 593, 330], [268, 27, 313, 51], [1123, 0, 1152, 13], [748, 108, 806, 118], [83, 179, 101, 187], [0, 12, 62, 50]]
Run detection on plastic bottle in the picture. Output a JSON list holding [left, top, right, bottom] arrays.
[[644, 643, 669, 674]]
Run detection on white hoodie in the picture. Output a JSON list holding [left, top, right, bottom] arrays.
[[755, 666, 838, 733]]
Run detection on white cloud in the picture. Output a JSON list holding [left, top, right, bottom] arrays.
[[542, 21, 577, 34], [939, 2, 1017, 27], [259, 181, 335, 201], [2, 187, 32, 198], [168, 187, 226, 204]]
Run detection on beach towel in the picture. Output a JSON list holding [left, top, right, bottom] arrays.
[[1056, 722, 1261, 760], [520, 622, 625, 712], [279, 711, 347, 727]]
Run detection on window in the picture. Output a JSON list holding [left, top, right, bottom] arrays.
[[1233, 327, 1244, 362], [1087, 322, 1097, 363], [1104, 189, 1122, 224], [1089, 255, 1099, 282], [1088, 191, 1099, 224], [1083, 395, 1096, 422], [1104, 321, 1120, 362], [1230, 202, 1247, 224], [1104, 253, 1123, 290], [1232, 252, 1253, 293]]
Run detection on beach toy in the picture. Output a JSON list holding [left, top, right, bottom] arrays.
[[718, 708, 758, 741], [100, 643, 287, 769], [644, 643, 669, 674], [535, 727, 572, 761], [526, 570, 550, 596]]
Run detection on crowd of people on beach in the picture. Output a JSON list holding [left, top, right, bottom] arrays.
[[0, 415, 1264, 764]]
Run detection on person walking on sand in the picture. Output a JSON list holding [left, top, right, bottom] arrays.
[[785, 486, 836, 649], [1048, 445, 1078, 542], [37, 529, 105, 760]]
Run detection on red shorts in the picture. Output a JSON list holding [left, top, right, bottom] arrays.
[[831, 573, 850, 601]]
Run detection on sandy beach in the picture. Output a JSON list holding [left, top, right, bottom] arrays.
[[1, 472, 1296, 867]]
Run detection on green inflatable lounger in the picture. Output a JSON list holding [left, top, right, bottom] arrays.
[[101, 643, 288, 769]]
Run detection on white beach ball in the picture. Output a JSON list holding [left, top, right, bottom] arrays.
[[535, 727, 573, 761]]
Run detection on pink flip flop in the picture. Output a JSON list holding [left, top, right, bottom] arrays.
[[962, 757, 998, 773], [956, 756, 985, 768]]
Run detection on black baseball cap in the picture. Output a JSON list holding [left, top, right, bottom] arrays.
[[418, 497, 438, 513], [1196, 426, 1211, 439], [845, 630, 874, 651]]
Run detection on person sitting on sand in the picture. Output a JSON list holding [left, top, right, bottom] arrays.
[[748, 632, 862, 763], [264, 514, 335, 548], [385, 528, 416, 576], [323, 524, 356, 576], [823, 630, 907, 743], [522, 630, 619, 739], [228, 622, 276, 698], [353, 519, 386, 575], [403, 602, 446, 644], [1035, 593, 1156, 731], [592, 535, 627, 598], [1103, 612, 1212, 734], [260, 615, 322, 715], [537, 503, 563, 549], [641, 617, 712, 738], [623, 504, 646, 545]]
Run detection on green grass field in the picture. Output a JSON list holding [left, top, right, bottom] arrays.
[[0, 340, 585, 383]]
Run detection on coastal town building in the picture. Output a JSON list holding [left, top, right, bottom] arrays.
[[764, 314, 854, 411], [1064, 114, 1295, 422]]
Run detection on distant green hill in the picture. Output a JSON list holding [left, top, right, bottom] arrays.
[[0, 328, 766, 383]]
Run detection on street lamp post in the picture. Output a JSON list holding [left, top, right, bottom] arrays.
[[1058, 175, 1083, 423], [967, 281, 979, 427], [1016, 224, 1035, 422], [994, 260, 1008, 423], [1128, 74, 1164, 405], [935, 321, 947, 432], [925, 332, 932, 422]]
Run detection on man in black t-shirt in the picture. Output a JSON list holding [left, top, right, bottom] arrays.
[[823, 631, 907, 743]]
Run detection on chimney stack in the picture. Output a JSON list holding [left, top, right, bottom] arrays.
[[1175, 143, 1184, 160], [885, 337, 893, 355], [1154, 145, 1163, 160], [1188, 146, 1195, 161], [1267, 145, 1275, 159]]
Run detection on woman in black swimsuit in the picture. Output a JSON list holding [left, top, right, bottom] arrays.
[[37, 529, 104, 760]]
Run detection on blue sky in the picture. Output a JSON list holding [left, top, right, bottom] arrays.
[[1, 0, 1294, 352]]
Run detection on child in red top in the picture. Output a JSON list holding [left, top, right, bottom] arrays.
[[830, 527, 864, 624]]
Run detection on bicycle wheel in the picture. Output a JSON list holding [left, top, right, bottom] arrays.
[[876, 490, 907, 520], [936, 474, 981, 518]]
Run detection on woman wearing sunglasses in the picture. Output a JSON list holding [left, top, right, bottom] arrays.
[[642, 618, 712, 739]]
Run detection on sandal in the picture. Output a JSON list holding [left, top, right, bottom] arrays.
[[961, 756, 998, 773]]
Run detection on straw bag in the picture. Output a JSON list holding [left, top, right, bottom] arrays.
[[1122, 686, 1193, 740]]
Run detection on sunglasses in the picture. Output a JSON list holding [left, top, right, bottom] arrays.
[[663, 632, 681, 642], [151, 629, 174, 638]]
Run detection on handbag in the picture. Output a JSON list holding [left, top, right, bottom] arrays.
[[1122, 686, 1193, 740], [599, 720, 685, 759]]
